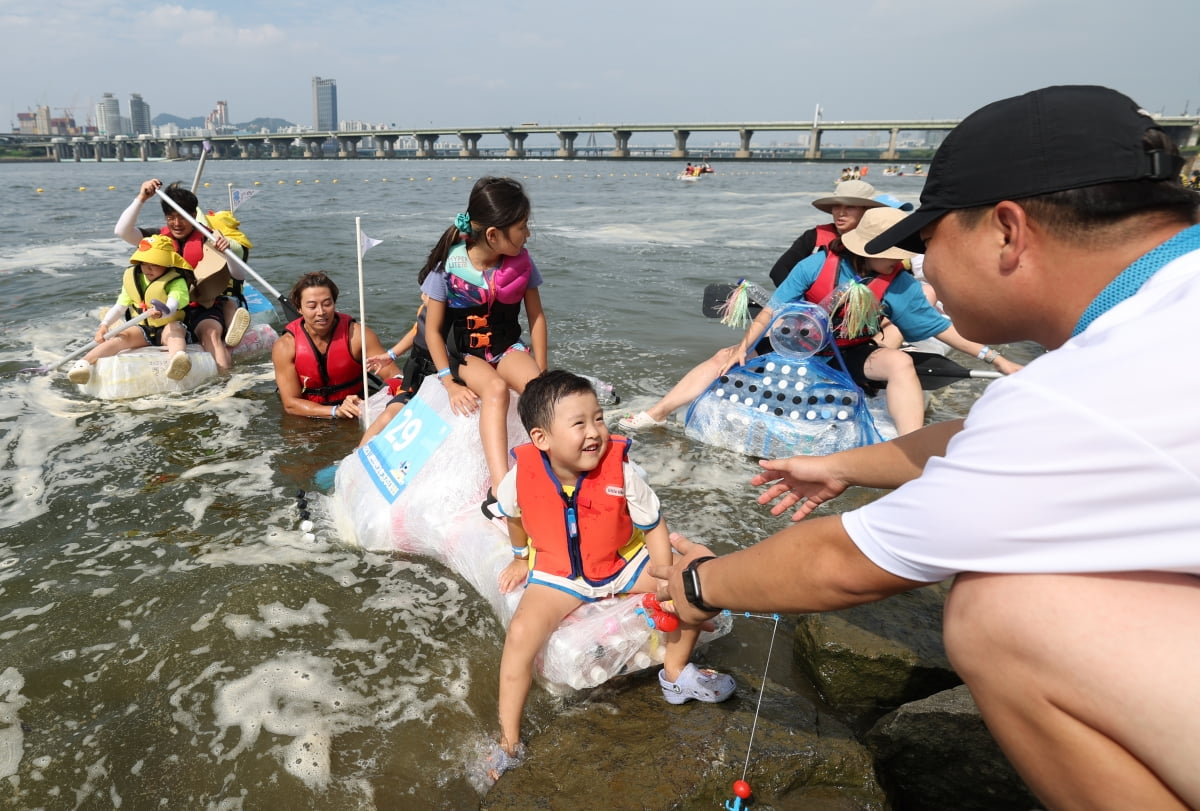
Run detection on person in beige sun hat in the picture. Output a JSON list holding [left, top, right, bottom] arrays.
[[620, 205, 1020, 435], [768, 179, 886, 287]]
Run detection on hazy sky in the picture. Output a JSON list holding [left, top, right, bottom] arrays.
[[4, 0, 1197, 130]]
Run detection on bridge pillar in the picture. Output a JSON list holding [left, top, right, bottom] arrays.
[[555, 131, 577, 158], [806, 127, 823, 159], [1188, 124, 1200, 148], [457, 133, 481, 158], [163, 139, 179, 160], [94, 138, 106, 162], [50, 138, 66, 162], [138, 136, 151, 161], [113, 137, 128, 161], [611, 130, 632, 158], [881, 127, 900, 161], [671, 130, 690, 159], [504, 131, 528, 158], [416, 134, 439, 158], [302, 136, 327, 157], [734, 129, 753, 159], [71, 138, 84, 161], [267, 137, 291, 158], [337, 135, 361, 158], [375, 134, 398, 157]]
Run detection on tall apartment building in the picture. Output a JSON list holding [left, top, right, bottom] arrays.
[[312, 76, 337, 131], [95, 92, 122, 136], [129, 93, 152, 135]]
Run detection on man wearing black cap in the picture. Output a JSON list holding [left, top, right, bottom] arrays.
[[654, 86, 1200, 809]]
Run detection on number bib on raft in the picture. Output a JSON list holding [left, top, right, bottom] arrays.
[[356, 396, 451, 503]]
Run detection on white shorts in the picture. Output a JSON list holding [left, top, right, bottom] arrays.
[[527, 546, 650, 602]]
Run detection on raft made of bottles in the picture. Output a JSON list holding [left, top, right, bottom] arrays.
[[331, 379, 730, 693]]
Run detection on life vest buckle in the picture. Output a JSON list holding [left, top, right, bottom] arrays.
[[465, 314, 490, 329], [468, 332, 492, 349]]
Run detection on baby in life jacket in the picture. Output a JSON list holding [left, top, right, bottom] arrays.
[[67, 234, 193, 385], [486, 370, 735, 777]]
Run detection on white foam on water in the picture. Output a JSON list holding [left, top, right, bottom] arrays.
[[210, 652, 370, 790], [222, 599, 331, 641], [0, 668, 29, 780]]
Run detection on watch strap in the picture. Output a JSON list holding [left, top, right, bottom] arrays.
[[682, 555, 719, 612]]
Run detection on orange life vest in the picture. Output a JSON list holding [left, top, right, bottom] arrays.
[[513, 437, 637, 586]]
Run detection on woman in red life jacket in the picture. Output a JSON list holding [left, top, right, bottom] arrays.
[[272, 272, 398, 420]]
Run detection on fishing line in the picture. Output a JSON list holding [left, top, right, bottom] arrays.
[[724, 609, 781, 809]]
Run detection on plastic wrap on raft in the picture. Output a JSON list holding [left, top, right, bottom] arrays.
[[684, 302, 892, 458], [77, 323, 278, 400], [331, 378, 730, 693]]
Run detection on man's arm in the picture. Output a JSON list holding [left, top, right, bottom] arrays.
[[754, 419, 965, 521], [655, 519, 929, 624]]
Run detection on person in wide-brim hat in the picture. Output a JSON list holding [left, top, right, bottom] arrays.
[[767, 179, 887, 288], [811, 179, 887, 213]]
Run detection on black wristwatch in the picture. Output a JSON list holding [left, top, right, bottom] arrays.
[[681, 556, 719, 612]]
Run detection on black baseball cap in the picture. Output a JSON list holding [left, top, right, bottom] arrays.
[[866, 85, 1183, 254]]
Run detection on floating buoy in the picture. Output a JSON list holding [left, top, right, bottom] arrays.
[[254, 181, 261, 186], [78, 186, 86, 191], [203, 181, 210, 187], [108, 185, 116, 190], [331, 179, 337, 183], [36, 188, 43, 193], [313, 179, 320, 183]]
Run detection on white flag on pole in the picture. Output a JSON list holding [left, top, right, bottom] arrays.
[[359, 232, 383, 254], [230, 187, 260, 212]]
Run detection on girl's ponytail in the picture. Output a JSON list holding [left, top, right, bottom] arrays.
[[417, 226, 461, 284]]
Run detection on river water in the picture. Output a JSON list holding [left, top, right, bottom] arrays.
[[0, 158, 1033, 808]]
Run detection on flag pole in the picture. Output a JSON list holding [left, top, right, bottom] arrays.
[[228, 183, 234, 212], [355, 216, 370, 430]]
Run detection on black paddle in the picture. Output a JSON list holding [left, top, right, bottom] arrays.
[[701, 282, 1000, 390]]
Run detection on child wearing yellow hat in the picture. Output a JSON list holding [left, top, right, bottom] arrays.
[[68, 234, 195, 384]]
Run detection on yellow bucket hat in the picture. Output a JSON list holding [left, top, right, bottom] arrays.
[[129, 234, 193, 270], [206, 209, 253, 250]]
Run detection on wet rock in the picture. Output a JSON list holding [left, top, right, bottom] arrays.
[[482, 667, 888, 810], [866, 685, 1042, 811], [792, 583, 961, 726]]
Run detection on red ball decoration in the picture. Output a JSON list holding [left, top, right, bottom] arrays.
[[654, 612, 679, 632], [732, 779, 752, 799]]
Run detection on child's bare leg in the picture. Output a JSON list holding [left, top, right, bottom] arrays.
[[498, 585, 581, 754], [162, 322, 186, 356], [630, 568, 701, 681], [496, 350, 541, 395], [84, 329, 148, 364], [865, 347, 925, 435]]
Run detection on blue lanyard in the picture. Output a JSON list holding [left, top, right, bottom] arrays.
[[1072, 224, 1200, 337]]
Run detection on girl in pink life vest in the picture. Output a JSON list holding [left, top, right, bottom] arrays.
[[418, 177, 548, 498]]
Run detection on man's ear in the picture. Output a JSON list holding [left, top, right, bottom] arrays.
[[993, 201, 1031, 273], [529, 426, 550, 450]]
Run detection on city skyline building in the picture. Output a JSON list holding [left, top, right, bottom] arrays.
[[95, 92, 121, 136], [129, 93, 151, 135], [312, 76, 337, 132]]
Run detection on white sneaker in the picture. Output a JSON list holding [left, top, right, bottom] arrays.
[[67, 359, 92, 384], [224, 307, 251, 347], [166, 351, 192, 381], [618, 411, 666, 431]]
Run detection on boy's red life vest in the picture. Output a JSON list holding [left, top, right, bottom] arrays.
[[285, 312, 363, 404], [514, 436, 637, 586]]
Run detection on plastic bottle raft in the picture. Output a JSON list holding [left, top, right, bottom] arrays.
[[683, 302, 895, 458], [75, 283, 281, 400], [331, 379, 730, 693]]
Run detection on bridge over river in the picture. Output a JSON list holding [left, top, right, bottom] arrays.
[[14, 116, 1200, 162]]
